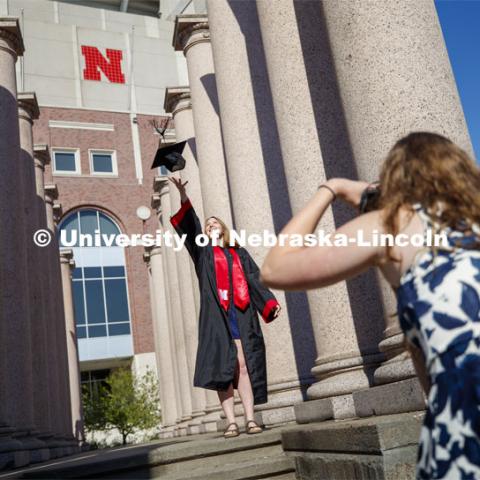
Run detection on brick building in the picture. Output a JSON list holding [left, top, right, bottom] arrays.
[[6, 0, 200, 391]]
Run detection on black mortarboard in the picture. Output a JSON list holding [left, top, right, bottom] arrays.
[[151, 140, 187, 172]]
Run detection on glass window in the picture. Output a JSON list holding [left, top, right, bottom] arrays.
[[73, 282, 86, 326], [81, 369, 111, 399], [54, 151, 77, 172], [72, 267, 83, 279], [92, 153, 113, 173], [77, 326, 87, 339], [59, 210, 131, 341], [108, 323, 130, 336], [84, 267, 102, 279], [99, 213, 120, 246], [59, 212, 80, 247], [80, 210, 99, 237], [105, 279, 129, 322], [103, 266, 125, 277], [85, 280, 106, 324], [88, 324, 107, 338]]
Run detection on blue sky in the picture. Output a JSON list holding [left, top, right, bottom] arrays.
[[435, 0, 480, 162]]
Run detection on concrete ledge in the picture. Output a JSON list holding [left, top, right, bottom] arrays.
[[294, 394, 355, 424], [281, 411, 424, 480], [352, 378, 426, 417]]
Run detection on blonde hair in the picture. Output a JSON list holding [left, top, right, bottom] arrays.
[[378, 131, 480, 259], [204, 216, 240, 248]]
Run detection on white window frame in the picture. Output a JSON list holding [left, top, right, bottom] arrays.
[[52, 148, 81, 176], [88, 149, 118, 177]]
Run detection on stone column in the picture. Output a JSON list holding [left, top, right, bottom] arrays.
[[0, 18, 44, 456], [164, 86, 205, 309], [59, 249, 84, 443], [320, 0, 472, 405], [167, 181, 208, 430], [44, 183, 72, 440], [173, 15, 232, 223], [255, 0, 385, 419], [15, 93, 41, 438], [206, 0, 306, 423], [152, 185, 193, 430], [32, 145, 56, 440], [143, 246, 179, 430], [15, 92, 55, 461], [0, 18, 39, 466], [164, 87, 221, 421]]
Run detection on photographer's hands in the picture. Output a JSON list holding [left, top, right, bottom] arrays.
[[327, 178, 376, 209]]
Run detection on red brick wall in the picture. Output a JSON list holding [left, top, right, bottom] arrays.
[[33, 106, 169, 355]]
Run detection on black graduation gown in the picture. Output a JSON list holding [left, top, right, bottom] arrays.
[[170, 197, 279, 405]]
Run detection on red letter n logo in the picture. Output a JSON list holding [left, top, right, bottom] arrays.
[[81, 46, 125, 84]]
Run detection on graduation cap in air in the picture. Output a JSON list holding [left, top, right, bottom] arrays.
[[150, 119, 187, 172]]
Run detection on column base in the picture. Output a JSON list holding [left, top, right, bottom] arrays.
[[200, 410, 223, 432], [352, 377, 426, 417], [158, 425, 176, 439], [11, 429, 50, 464], [373, 350, 417, 386], [0, 427, 29, 470], [186, 416, 206, 435], [294, 393, 355, 424], [307, 352, 383, 400], [175, 419, 191, 437], [253, 378, 310, 427]]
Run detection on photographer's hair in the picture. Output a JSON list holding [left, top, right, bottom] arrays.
[[378, 131, 480, 259], [204, 216, 241, 248]]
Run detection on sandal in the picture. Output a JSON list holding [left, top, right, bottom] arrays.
[[223, 422, 240, 438], [246, 420, 263, 434]]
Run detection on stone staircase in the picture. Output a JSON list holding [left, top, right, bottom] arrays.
[[0, 424, 299, 480], [0, 412, 423, 479]]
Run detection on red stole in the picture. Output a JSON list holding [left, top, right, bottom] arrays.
[[213, 246, 250, 311]]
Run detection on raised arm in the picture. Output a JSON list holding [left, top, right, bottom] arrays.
[[169, 177, 203, 265], [260, 178, 386, 291]]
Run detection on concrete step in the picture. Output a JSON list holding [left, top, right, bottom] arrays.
[[14, 426, 301, 479], [138, 454, 296, 480]]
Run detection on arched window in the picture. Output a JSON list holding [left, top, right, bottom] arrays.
[[58, 210, 132, 342]]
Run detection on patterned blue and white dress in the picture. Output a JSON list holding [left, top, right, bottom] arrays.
[[397, 203, 480, 479]]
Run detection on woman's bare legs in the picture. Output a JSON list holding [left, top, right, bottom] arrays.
[[217, 380, 237, 432], [234, 339, 256, 422]]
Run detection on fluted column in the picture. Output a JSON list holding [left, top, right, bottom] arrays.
[[173, 15, 232, 223], [59, 249, 84, 443], [144, 246, 179, 429], [31, 145, 55, 439], [256, 0, 385, 404], [0, 18, 41, 466], [320, 0, 472, 388], [167, 182, 208, 424], [14, 93, 39, 438], [44, 183, 72, 439], [207, 0, 306, 417], [164, 88, 221, 419], [164, 87, 204, 314], [152, 184, 193, 427], [0, 18, 35, 441]]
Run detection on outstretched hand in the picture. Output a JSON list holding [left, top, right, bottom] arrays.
[[168, 176, 189, 202]]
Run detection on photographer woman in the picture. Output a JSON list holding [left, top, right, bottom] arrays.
[[260, 132, 480, 479], [168, 177, 281, 439]]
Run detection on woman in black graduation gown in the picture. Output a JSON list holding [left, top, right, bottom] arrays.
[[168, 177, 281, 438]]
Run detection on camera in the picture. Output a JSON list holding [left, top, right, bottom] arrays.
[[359, 184, 381, 214]]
